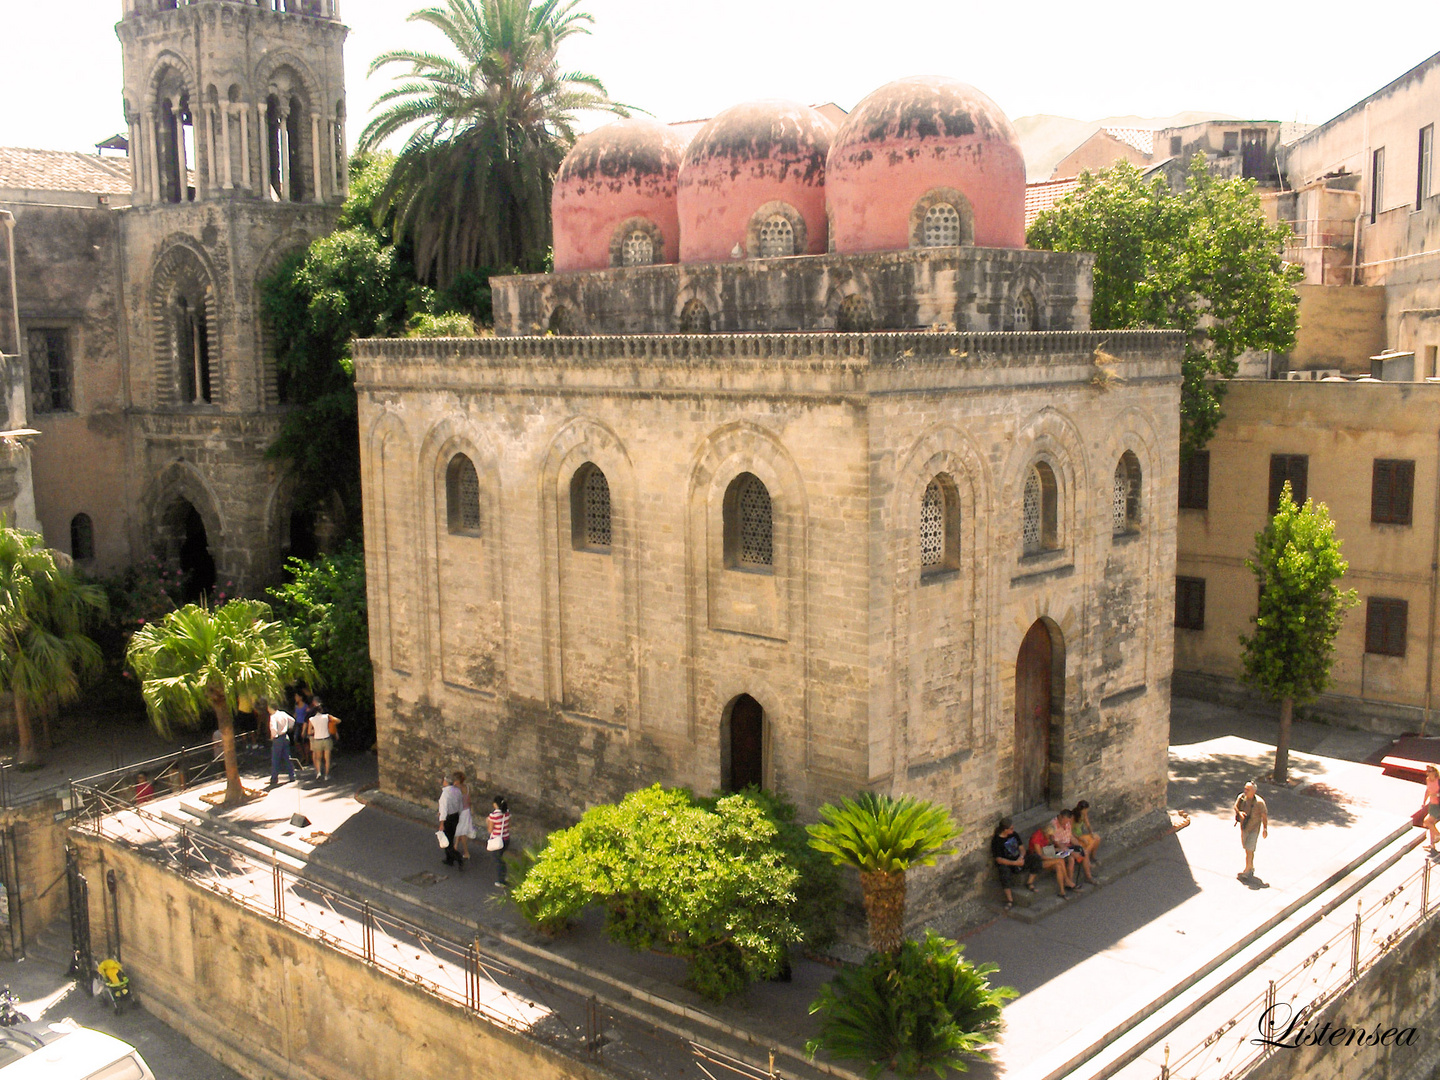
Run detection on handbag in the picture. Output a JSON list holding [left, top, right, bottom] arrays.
[[436, 829, 450, 848], [487, 834, 504, 852]]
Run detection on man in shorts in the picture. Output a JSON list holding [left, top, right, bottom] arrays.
[[308, 698, 341, 783], [1236, 780, 1269, 880]]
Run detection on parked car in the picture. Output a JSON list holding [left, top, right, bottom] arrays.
[[0, 1020, 155, 1079]]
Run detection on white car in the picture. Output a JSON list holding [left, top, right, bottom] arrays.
[[0, 1022, 155, 1079]]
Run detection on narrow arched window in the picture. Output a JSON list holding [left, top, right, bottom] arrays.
[[679, 299, 711, 334], [446, 453, 481, 535], [548, 306, 572, 335], [70, 513, 94, 562], [724, 473, 773, 570], [757, 216, 794, 258], [570, 463, 612, 552], [919, 475, 959, 576], [621, 231, 654, 267], [1113, 451, 1142, 535], [837, 294, 874, 332], [1023, 461, 1059, 555], [1013, 291, 1036, 331], [922, 203, 962, 247], [176, 294, 212, 404]]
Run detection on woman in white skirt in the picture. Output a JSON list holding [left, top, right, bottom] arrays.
[[454, 770, 475, 861]]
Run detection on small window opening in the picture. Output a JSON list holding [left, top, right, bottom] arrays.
[[837, 294, 873, 332], [570, 463, 612, 552], [621, 231, 654, 267], [679, 299, 711, 334], [70, 513, 94, 562], [1012, 291, 1036, 331], [446, 454, 481, 535], [757, 216, 794, 258], [1113, 451, 1142, 535], [919, 475, 959, 576], [922, 203, 962, 247], [1022, 462, 1058, 555], [724, 473, 773, 570], [27, 328, 72, 413]]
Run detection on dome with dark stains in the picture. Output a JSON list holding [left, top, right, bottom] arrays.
[[827, 76, 1026, 253], [552, 118, 689, 273], [677, 100, 835, 264]]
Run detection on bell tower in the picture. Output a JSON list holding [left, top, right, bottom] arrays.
[[114, 0, 347, 592]]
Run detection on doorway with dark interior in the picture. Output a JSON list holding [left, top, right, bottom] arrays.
[[1014, 619, 1061, 814], [166, 498, 216, 602], [722, 694, 765, 793]]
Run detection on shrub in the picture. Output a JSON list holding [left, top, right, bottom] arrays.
[[511, 785, 807, 1000], [807, 930, 1014, 1078]]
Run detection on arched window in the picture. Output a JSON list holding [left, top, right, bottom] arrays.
[[621, 231, 654, 267], [570, 463, 612, 552], [1113, 451, 1142, 535], [175, 294, 212, 404], [757, 215, 795, 258], [70, 513, 94, 562], [724, 473, 773, 571], [445, 453, 481, 535], [679, 299, 711, 334], [922, 203, 962, 247], [837, 294, 874, 332], [548, 306, 573, 335], [1022, 461, 1059, 555], [919, 475, 960, 575], [1013, 291, 1036, 331]]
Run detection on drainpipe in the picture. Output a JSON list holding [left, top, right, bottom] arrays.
[[1425, 427, 1440, 737]]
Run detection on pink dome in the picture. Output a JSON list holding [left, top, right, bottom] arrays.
[[677, 100, 834, 264], [552, 118, 688, 273], [827, 76, 1026, 253]]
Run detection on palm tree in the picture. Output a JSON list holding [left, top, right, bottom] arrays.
[[126, 600, 317, 806], [0, 528, 106, 765], [808, 793, 960, 955], [359, 0, 628, 286]]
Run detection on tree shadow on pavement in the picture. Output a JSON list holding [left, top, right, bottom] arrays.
[[1169, 749, 1361, 829]]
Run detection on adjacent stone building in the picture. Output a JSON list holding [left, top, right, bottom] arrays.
[[356, 77, 1183, 913], [0, 0, 348, 590]]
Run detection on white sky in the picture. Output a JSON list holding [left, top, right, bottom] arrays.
[[1, 0, 1437, 152]]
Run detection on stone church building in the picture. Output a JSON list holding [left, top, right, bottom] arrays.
[[355, 77, 1184, 906], [0, 0, 348, 592]]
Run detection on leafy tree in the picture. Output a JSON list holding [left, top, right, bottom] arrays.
[[126, 600, 318, 805], [1028, 158, 1302, 454], [808, 930, 1014, 1079], [510, 785, 822, 999], [0, 528, 106, 764], [1240, 483, 1358, 783], [267, 545, 374, 748], [359, 0, 627, 286], [808, 793, 959, 955]]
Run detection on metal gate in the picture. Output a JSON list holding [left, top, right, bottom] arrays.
[[0, 825, 22, 961], [64, 846, 92, 995]]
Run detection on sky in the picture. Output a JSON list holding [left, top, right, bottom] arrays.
[[1, 0, 1437, 153]]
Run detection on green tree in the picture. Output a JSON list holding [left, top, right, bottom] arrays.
[[1240, 483, 1358, 782], [126, 600, 318, 805], [807, 793, 960, 956], [807, 931, 1014, 1078], [267, 544, 374, 748], [1028, 158, 1302, 454], [510, 785, 825, 999], [0, 528, 106, 764], [359, 0, 627, 286]]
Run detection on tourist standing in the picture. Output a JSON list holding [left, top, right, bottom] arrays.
[[438, 774, 464, 869], [1235, 781, 1269, 880], [1420, 765, 1440, 856], [264, 699, 296, 787], [455, 771, 473, 862], [308, 698, 341, 783], [291, 690, 312, 771], [487, 795, 511, 888]]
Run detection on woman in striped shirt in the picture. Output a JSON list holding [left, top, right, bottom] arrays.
[[487, 795, 511, 887]]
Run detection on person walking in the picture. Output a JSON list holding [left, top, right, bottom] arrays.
[[308, 698, 341, 783], [1235, 780, 1269, 880], [454, 771, 474, 862], [1419, 765, 1440, 856], [487, 795, 511, 888], [264, 698, 296, 787], [290, 690, 313, 772], [439, 774, 465, 870]]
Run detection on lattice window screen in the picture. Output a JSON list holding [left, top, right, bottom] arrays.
[[920, 481, 945, 569], [1022, 469, 1042, 552], [1013, 292, 1034, 331], [923, 203, 961, 246], [1112, 464, 1129, 534], [738, 476, 773, 567], [621, 231, 653, 267], [449, 455, 481, 533], [584, 467, 612, 548], [758, 216, 794, 258]]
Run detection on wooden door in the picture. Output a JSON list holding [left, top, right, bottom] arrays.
[[729, 695, 764, 792], [1014, 621, 1052, 812]]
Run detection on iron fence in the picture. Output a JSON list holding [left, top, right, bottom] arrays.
[[67, 732, 260, 815], [1157, 854, 1439, 1080]]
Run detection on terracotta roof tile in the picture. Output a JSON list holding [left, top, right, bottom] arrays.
[[1025, 177, 1081, 227], [0, 147, 132, 195]]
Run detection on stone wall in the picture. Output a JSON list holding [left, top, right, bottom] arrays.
[[0, 796, 68, 956], [492, 247, 1094, 337], [68, 832, 613, 1080], [354, 326, 1181, 918]]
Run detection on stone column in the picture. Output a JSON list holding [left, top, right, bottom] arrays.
[[337, 113, 349, 196], [240, 106, 251, 189], [277, 103, 292, 203], [221, 105, 233, 189], [205, 106, 218, 194], [171, 102, 187, 201], [310, 112, 323, 202], [146, 112, 161, 203], [257, 101, 271, 200], [128, 120, 141, 194]]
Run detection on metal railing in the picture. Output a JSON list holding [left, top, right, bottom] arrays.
[[67, 732, 259, 816], [1279, 218, 1356, 251], [1156, 854, 1439, 1079], [67, 783, 763, 1079]]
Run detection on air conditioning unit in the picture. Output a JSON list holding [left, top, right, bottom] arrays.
[[1286, 369, 1342, 381]]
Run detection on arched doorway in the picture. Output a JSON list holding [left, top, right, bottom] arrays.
[[1014, 620, 1060, 813], [164, 498, 217, 601], [722, 694, 765, 793]]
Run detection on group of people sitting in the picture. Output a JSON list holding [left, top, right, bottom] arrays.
[[991, 801, 1102, 908]]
